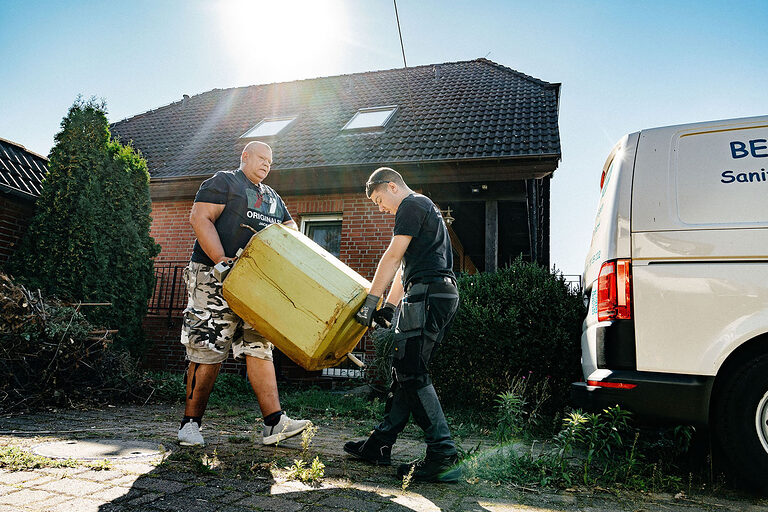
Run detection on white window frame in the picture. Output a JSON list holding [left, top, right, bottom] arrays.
[[321, 352, 366, 379], [342, 105, 398, 131], [240, 116, 296, 139], [301, 214, 343, 257]]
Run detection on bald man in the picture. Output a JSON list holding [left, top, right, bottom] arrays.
[[177, 141, 310, 447]]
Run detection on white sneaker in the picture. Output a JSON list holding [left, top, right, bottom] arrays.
[[178, 421, 204, 446], [262, 414, 311, 445]]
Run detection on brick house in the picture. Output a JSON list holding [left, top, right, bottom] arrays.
[[110, 58, 561, 379], [0, 138, 47, 269]]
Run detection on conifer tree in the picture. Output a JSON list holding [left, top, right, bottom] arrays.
[[9, 98, 159, 356]]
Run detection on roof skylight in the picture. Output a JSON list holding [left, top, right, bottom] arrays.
[[240, 117, 296, 138], [342, 106, 398, 131]]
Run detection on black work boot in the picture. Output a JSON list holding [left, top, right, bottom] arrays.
[[343, 438, 391, 465], [397, 453, 461, 483]]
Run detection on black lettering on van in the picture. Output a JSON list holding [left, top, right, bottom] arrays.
[[751, 139, 768, 158], [730, 139, 768, 158], [722, 169, 768, 183], [731, 141, 749, 159]]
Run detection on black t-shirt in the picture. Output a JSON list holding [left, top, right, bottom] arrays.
[[190, 170, 292, 266], [393, 193, 455, 287]]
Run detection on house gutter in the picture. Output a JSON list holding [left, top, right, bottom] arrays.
[[0, 184, 38, 202], [148, 152, 562, 200], [149, 152, 562, 183]]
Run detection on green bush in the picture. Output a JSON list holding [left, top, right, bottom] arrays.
[[431, 257, 584, 417], [8, 97, 159, 357]]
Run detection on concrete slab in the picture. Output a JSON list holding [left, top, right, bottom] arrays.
[[0, 488, 54, 506], [0, 470, 47, 485], [34, 477, 108, 496], [47, 497, 102, 512], [20, 493, 71, 511]]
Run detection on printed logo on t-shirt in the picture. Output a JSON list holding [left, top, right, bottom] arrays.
[[246, 188, 278, 215]]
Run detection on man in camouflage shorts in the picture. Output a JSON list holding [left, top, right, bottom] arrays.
[[178, 141, 310, 447], [181, 263, 274, 362]]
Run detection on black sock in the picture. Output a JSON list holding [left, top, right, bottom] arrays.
[[180, 416, 202, 430], [263, 410, 283, 426]]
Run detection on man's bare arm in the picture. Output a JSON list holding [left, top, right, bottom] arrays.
[[385, 267, 405, 306], [189, 202, 228, 264], [369, 235, 411, 297]]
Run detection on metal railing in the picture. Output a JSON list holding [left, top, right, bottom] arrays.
[[148, 261, 188, 320], [561, 274, 583, 295]]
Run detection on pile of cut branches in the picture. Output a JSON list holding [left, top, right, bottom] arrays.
[[0, 273, 151, 410]]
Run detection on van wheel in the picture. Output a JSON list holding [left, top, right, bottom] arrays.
[[714, 353, 768, 491]]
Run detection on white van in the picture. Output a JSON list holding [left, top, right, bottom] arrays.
[[571, 115, 768, 489]]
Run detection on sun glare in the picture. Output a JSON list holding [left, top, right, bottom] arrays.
[[217, 0, 347, 84]]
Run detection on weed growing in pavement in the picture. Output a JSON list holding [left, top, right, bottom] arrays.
[[286, 456, 325, 484], [365, 397, 383, 420], [285, 422, 325, 484], [0, 447, 111, 471], [300, 423, 318, 455], [494, 390, 526, 442], [495, 375, 551, 442], [89, 459, 113, 470], [401, 464, 415, 491], [198, 449, 221, 474]]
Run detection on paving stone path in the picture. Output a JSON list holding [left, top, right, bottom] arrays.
[[1, 404, 766, 511]]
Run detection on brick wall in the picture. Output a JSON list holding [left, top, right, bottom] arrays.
[[144, 191, 393, 376], [149, 199, 196, 262], [286, 193, 394, 282], [0, 193, 35, 269]]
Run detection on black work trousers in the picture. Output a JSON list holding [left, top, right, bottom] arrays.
[[370, 279, 459, 457]]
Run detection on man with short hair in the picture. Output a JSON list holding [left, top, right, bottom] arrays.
[[344, 167, 461, 483], [177, 141, 310, 447]]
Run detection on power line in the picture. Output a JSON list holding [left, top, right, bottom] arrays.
[[393, 0, 415, 111]]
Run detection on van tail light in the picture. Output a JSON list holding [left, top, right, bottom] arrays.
[[600, 169, 607, 190], [587, 380, 637, 390], [597, 259, 632, 321]]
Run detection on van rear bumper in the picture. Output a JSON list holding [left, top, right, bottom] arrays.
[[570, 370, 714, 426]]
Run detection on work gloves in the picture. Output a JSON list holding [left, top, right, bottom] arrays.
[[373, 302, 396, 328], [354, 294, 380, 327], [354, 294, 397, 328]]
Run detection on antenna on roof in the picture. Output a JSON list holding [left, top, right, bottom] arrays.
[[393, 0, 415, 112], [484, 50, 492, 59]]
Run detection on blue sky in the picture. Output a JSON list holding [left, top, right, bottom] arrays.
[[2, 0, 767, 275]]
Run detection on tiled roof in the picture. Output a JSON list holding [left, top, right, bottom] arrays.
[[111, 58, 560, 179], [0, 138, 47, 199]]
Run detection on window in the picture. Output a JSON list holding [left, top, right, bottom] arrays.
[[240, 117, 296, 139], [301, 214, 342, 258], [342, 106, 398, 131]]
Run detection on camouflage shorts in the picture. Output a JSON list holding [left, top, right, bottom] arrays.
[[180, 261, 273, 364]]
